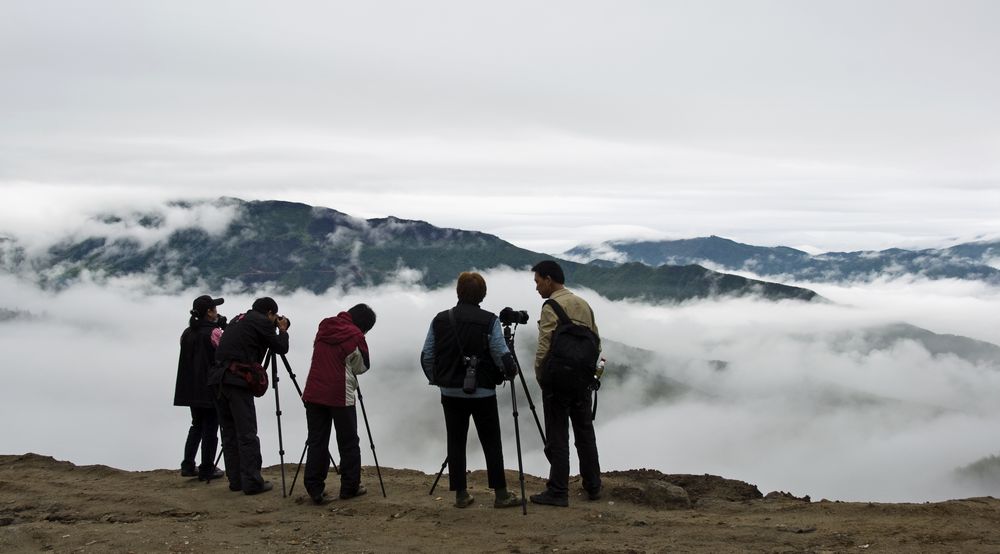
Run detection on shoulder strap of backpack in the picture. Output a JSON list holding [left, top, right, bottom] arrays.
[[544, 298, 572, 326]]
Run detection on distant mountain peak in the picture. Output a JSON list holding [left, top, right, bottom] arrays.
[[0, 197, 820, 302], [567, 236, 1000, 285]]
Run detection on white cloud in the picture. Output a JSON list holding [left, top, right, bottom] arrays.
[[2, 269, 1000, 502]]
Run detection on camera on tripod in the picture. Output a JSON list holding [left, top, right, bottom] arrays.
[[499, 307, 529, 326], [275, 315, 291, 330]]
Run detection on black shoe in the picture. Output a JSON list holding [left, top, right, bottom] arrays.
[[454, 490, 474, 508], [244, 481, 274, 495], [228, 484, 243, 492], [180, 463, 197, 477], [311, 492, 333, 505], [198, 467, 225, 481], [494, 491, 521, 509], [339, 485, 367, 500], [530, 490, 568, 507], [586, 485, 603, 501]]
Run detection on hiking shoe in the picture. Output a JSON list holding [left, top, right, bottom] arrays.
[[493, 491, 521, 509], [455, 490, 475, 508], [586, 485, 603, 501], [198, 467, 225, 481], [244, 481, 274, 495], [311, 492, 333, 506], [529, 490, 568, 507], [180, 463, 197, 477], [339, 485, 367, 500], [228, 483, 242, 492]]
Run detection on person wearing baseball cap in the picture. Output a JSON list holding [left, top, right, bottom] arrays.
[[174, 295, 228, 481], [208, 296, 290, 495]]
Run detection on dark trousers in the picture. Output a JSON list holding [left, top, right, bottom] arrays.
[[441, 394, 507, 492], [182, 406, 219, 477], [303, 402, 361, 499], [214, 385, 265, 491], [542, 389, 601, 496]]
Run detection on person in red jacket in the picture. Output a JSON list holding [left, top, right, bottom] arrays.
[[301, 303, 376, 505]]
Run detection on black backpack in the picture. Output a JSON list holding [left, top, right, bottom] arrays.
[[540, 299, 600, 395]]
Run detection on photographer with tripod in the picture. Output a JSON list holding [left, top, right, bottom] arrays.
[[208, 297, 290, 496], [300, 303, 376, 505], [420, 272, 521, 509]]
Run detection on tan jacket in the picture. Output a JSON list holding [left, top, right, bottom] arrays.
[[534, 287, 601, 382]]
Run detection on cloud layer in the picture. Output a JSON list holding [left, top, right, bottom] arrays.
[[2, 269, 999, 502]]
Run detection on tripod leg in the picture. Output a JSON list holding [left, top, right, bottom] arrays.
[[510, 381, 528, 515], [289, 442, 308, 496], [356, 385, 386, 498], [271, 351, 288, 497], [429, 457, 448, 495], [517, 367, 547, 447]]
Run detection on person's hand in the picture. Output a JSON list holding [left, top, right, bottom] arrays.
[[503, 365, 519, 380], [276, 316, 290, 332]]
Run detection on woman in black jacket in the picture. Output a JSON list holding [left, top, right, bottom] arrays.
[[174, 295, 227, 480]]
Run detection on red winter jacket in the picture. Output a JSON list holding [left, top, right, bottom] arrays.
[[302, 312, 370, 407]]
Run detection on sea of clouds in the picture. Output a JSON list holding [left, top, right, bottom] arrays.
[[2, 267, 1000, 503]]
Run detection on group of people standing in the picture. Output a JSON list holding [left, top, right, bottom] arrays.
[[174, 260, 602, 509]]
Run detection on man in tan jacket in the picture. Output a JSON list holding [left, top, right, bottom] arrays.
[[529, 260, 602, 507]]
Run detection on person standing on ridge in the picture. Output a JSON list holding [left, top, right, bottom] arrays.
[[529, 260, 603, 507], [209, 297, 290, 495], [174, 294, 227, 481], [301, 303, 377, 505], [421, 272, 521, 509]]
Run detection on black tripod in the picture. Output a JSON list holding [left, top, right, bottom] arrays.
[[212, 349, 339, 494], [289, 370, 386, 498], [428, 322, 546, 515]]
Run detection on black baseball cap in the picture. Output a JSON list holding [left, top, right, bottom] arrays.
[[192, 295, 224, 316]]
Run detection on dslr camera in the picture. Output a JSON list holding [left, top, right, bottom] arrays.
[[499, 307, 529, 326], [461, 355, 480, 394], [276, 315, 291, 330]]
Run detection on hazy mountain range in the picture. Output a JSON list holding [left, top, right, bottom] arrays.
[[0, 198, 817, 303], [566, 236, 1000, 284]]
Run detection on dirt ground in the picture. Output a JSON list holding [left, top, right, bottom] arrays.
[[3, 453, 1000, 553]]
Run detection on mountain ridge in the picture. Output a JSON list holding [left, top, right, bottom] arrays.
[[0, 198, 819, 303], [566, 235, 1000, 284]]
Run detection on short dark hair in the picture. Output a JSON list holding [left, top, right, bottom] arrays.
[[251, 297, 279, 315], [531, 260, 565, 284], [347, 303, 376, 333], [456, 272, 487, 304]]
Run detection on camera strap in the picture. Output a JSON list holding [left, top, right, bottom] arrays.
[[447, 309, 470, 361]]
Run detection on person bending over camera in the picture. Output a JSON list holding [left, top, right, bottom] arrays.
[[301, 303, 377, 505], [420, 272, 520, 509], [208, 297, 289, 495], [174, 294, 227, 481]]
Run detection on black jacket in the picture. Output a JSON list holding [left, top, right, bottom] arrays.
[[174, 320, 221, 408], [430, 303, 502, 389], [208, 310, 289, 389]]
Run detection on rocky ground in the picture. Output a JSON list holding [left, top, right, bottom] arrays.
[[2, 453, 1000, 553]]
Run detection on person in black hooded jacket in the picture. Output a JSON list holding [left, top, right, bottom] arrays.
[[208, 297, 289, 495], [174, 295, 227, 481]]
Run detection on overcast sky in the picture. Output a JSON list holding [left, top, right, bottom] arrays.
[[2, 0, 998, 254]]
